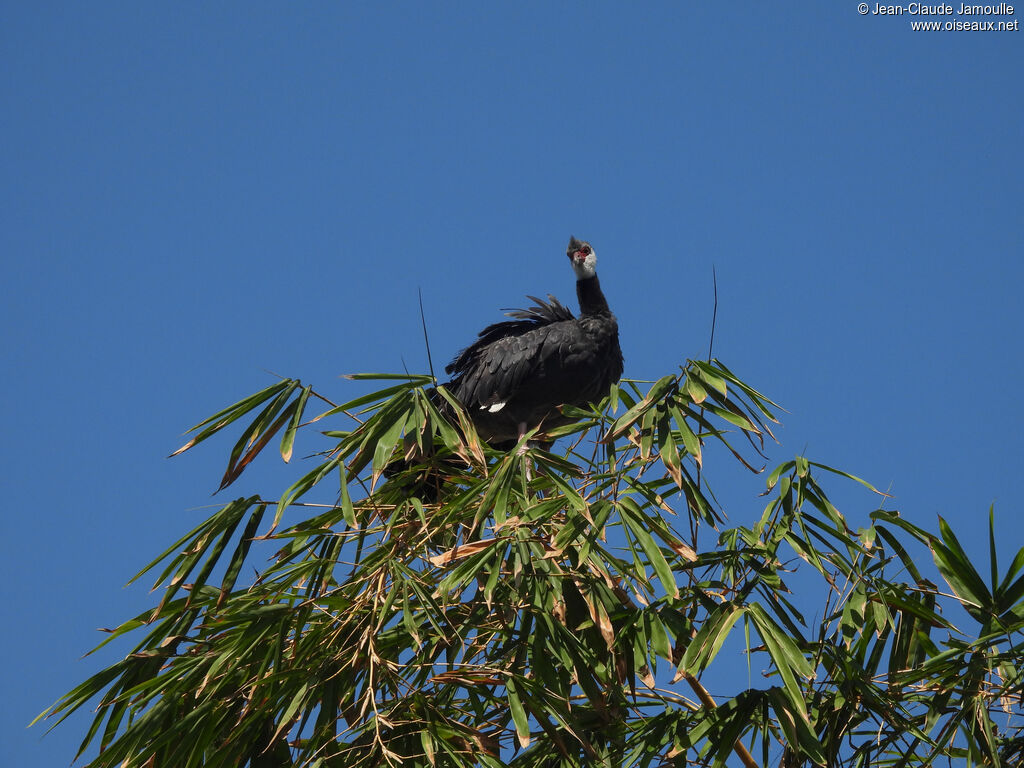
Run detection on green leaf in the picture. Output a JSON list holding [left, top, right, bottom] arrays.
[[765, 460, 794, 491], [371, 410, 409, 483], [702, 403, 758, 434], [766, 686, 826, 766], [273, 681, 311, 743], [218, 396, 299, 491], [748, 604, 812, 718], [342, 372, 436, 382], [680, 603, 744, 675], [648, 614, 673, 662], [871, 509, 933, 545], [987, 505, 999, 593], [670, 404, 702, 464], [280, 384, 311, 463], [808, 460, 888, 496], [319, 379, 428, 417], [619, 497, 679, 599], [274, 456, 343, 528], [171, 378, 296, 456], [506, 678, 531, 749], [999, 540, 1024, 592], [658, 417, 683, 487], [997, 571, 1024, 619], [689, 360, 728, 395], [931, 516, 992, 617], [708, 359, 783, 416], [217, 502, 266, 608], [605, 374, 677, 441], [684, 375, 707, 405], [874, 523, 926, 583]]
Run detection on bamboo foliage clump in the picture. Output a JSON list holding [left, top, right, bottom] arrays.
[[38, 361, 1024, 767]]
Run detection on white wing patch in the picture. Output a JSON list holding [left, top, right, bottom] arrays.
[[484, 402, 507, 413]]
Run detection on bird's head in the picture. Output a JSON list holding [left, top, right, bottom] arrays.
[[567, 236, 597, 280]]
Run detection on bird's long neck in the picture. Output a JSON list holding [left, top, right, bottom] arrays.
[[577, 275, 611, 316]]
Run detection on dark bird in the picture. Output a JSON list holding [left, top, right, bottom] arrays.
[[443, 236, 623, 447], [385, 237, 622, 501]]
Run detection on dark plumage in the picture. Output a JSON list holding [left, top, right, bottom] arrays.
[[443, 236, 623, 446]]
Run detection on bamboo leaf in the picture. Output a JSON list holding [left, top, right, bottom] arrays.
[[874, 524, 926, 584], [659, 417, 683, 487], [170, 379, 296, 456], [670, 404, 702, 465], [342, 372, 436, 382], [217, 503, 266, 608], [766, 460, 794, 491], [999, 541, 1024, 593], [766, 686, 826, 766], [748, 603, 813, 718], [679, 602, 744, 676], [932, 515, 992, 617], [708, 359, 783, 420], [275, 456, 343, 528], [619, 498, 679, 599], [689, 360, 728, 395], [219, 399, 298, 491], [702, 402, 759, 434], [987, 505, 998, 592], [280, 384, 312, 463], [684, 375, 707, 405], [604, 374, 677, 442], [808, 460, 889, 496], [320, 378, 430, 417], [272, 682, 311, 743], [997, 571, 1024, 619], [649, 613, 673, 662], [428, 537, 500, 567], [506, 679, 531, 749]]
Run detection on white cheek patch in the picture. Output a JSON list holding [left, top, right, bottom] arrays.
[[571, 250, 598, 280]]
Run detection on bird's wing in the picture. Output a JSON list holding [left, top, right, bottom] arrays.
[[451, 321, 579, 411], [444, 294, 572, 377], [445, 295, 575, 410]]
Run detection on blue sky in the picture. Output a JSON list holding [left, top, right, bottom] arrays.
[[3, 3, 1021, 765]]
